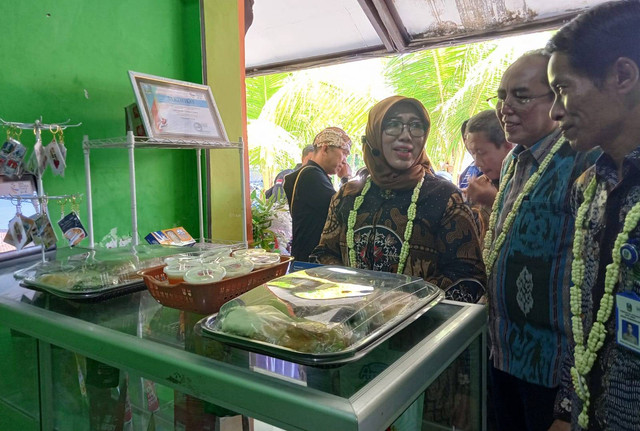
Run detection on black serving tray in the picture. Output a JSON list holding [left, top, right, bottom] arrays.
[[197, 265, 444, 366], [19, 279, 146, 302]]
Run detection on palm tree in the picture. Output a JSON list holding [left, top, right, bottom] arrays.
[[246, 30, 554, 185]]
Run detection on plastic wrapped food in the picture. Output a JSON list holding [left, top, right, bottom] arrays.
[[201, 266, 444, 362], [14, 244, 210, 297]]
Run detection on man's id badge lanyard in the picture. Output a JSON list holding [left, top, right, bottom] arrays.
[[616, 240, 640, 354]]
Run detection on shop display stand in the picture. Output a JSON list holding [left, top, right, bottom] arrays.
[[0, 118, 82, 262], [82, 131, 247, 248]]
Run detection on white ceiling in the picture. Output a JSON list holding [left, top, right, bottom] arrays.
[[244, 0, 610, 76]]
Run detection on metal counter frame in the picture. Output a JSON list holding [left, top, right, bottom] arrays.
[[0, 264, 486, 431]]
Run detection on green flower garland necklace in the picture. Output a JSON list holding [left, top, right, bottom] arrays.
[[346, 176, 424, 274], [570, 176, 640, 428], [483, 139, 565, 276]]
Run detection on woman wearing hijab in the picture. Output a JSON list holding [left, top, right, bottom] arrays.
[[312, 95, 486, 301]]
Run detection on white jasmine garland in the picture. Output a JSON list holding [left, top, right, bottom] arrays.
[[346, 176, 424, 274], [570, 176, 640, 428], [483, 139, 565, 276]]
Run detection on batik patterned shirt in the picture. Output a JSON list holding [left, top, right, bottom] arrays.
[[487, 129, 598, 387], [312, 173, 486, 302], [554, 149, 640, 431]]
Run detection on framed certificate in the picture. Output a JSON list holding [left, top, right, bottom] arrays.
[[128, 71, 228, 142]]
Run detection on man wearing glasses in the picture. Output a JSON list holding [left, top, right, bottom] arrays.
[[484, 51, 599, 431]]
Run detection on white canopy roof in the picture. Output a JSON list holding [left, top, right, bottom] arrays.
[[245, 0, 609, 76]]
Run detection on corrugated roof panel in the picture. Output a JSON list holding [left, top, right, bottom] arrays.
[[245, 0, 383, 71], [244, 0, 610, 74]]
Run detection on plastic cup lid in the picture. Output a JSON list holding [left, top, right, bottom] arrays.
[[164, 255, 196, 266], [248, 252, 281, 268], [216, 257, 254, 278], [163, 261, 202, 276], [232, 248, 267, 257], [184, 264, 226, 284]]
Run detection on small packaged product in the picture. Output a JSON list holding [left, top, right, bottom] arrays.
[[0, 137, 27, 177]]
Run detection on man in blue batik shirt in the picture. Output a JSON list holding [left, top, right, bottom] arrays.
[[484, 50, 599, 431]]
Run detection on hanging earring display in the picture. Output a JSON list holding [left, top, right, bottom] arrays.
[[0, 126, 27, 177], [57, 196, 86, 247], [25, 127, 48, 175], [46, 125, 66, 176], [19, 200, 36, 247], [4, 198, 31, 250], [31, 196, 57, 249]]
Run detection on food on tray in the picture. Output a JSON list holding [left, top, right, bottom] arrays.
[[184, 264, 226, 284], [201, 266, 443, 360], [215, 257, 254, 278], [248, 252, 280, 269], [216, 304, 353, 353], [210, 268, 428, 354], [32, 261, 136, 291], [36, 273, 78, 288], [232, 248, 266, 258]]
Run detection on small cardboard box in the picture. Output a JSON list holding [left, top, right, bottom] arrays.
[[145, 226, 195, 247], [145, 230, 173, 246]]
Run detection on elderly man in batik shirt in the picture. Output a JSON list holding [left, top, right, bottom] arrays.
[[483, 50, 598, 431]]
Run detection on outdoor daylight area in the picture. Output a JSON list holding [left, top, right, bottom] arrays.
[[246, 30, 554, 252], [247, 30, 554, 189]]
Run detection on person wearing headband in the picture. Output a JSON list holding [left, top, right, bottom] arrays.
[[283, 127, 351, 262], [312, 96, 486, 300]]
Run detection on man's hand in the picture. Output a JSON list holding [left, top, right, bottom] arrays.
[[337, 163, 352, 181], [467, 175, 497, 207]]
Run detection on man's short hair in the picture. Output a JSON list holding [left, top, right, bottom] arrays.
[[460, 119, 469, 139], [513, 48, 551, 86], [465, 110, 507, 148], [301, 145, 314, 158], [546, 1, 640, 86]]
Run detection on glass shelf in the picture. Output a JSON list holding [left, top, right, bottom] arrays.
[[83, 135, 242, 150]]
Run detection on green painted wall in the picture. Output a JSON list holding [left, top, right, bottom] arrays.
[[0, 0, 203, 246]]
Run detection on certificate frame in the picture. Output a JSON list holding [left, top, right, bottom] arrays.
[[128, 71, 229, 142]]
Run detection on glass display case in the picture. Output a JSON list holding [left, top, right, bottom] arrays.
[[0, 253, 487, 431]]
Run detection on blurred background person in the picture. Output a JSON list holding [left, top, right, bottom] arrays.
[[466, 110, 514, 211], [283, 127, 351, 262], [265, 145, 315, 200], [458, 119, 483, 193]]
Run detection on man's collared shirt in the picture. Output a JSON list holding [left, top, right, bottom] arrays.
[[554, 148, 640, 430], [487, 129, 598, 387]]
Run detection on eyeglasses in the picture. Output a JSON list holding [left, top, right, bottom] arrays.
[[382, 120, 428, 137], [486, 92, 553, 109]]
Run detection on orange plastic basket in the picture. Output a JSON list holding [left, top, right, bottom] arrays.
[[140, 256, 294, 314]]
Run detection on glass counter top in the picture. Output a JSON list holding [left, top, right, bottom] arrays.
[[0, 253, 486, 430]]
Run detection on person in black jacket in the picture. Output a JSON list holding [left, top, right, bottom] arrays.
[[264, 145, 314, 200], [283, 127, 351, 261]]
